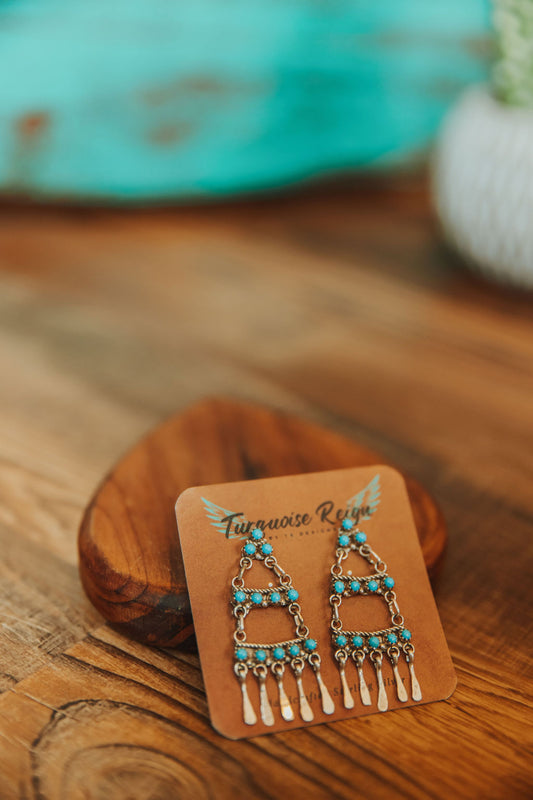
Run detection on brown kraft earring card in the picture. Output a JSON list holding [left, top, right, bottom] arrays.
[[175, 465, 456, 739]]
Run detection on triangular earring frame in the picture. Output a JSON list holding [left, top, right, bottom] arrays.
[[231, 527, 334, 726]]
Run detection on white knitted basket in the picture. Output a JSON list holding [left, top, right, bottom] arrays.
[[433, 85, 533, 288]]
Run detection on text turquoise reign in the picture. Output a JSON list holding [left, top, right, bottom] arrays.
[[219, 501, 372, 539]]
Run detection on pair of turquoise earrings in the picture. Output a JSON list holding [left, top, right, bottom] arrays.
[[231, 520, 421, 726]]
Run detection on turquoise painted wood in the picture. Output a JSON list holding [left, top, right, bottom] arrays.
[[0, 0, 492, 201]]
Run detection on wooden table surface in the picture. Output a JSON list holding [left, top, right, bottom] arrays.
[[0, 178, 531, 799]]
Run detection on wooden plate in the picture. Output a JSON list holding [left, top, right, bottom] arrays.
[[78, 398, 446, 647]]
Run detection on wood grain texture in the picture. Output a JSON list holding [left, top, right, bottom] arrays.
[[0, 177, 531, 798], [78, 398, 446, 647]]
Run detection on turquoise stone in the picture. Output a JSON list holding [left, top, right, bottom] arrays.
[[244, 543, 256, 555], [236, 648, 247, 661], [255, 649, 267, 661], [304, 638, 317, 651], [251, 592, 262, 605], [234, 590, 246, 603], [251, 528, 264, 540], [341, 518, 354, 530], [369, 636, 380, 648], [334, 580, 345, 594], [270, 591, 281, 603], [401, 629, 412, 640], [287, 588, 299, 601], [367, 579, 378, 592], [273, 646, 285, 660], [261, 542, 273, 555], [387, 632, 398, 644], [336, 634, 347, 647], [355, 532, 367, 544], [338, 534, 350, 546], [350, 581, 360, 592], [384, 576, 395, 589], [352, 635, 363, 648], [289, 644, 300, 657]]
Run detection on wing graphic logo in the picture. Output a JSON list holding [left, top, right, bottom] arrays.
[[201, 497, 248, 539], [345, 474, 381, 522]]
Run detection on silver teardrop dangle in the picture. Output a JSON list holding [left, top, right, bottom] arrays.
[[234, 663, 257, 726], [353, 652, 372, 706], [404, 644, 422, 701], [388, 648, 408, 702], [292, 660, 314, 721], [371, 652, 388, 712], [254, 664, 275, 726], [336, 651, 354, 709], [272, 663, 294, 722], [309, 654, 335, 715]]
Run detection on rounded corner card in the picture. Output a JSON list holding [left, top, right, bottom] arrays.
[[175, 466, 456, 739]]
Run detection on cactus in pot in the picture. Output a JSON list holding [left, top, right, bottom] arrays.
[[433, 0, 533, 288]]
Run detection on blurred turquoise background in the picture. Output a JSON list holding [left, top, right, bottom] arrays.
[[0, 0, 492, 201]]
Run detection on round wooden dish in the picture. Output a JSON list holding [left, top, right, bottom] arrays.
[[78, 398, 446, 647]]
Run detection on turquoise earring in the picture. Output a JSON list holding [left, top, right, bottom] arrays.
[[329, 519, 422, 712], [231, 528, 334, 726]]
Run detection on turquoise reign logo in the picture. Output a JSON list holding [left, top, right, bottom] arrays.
[[201, 474, 381, 540]]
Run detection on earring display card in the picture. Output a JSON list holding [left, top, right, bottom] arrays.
[[175, 465, 456, 739]]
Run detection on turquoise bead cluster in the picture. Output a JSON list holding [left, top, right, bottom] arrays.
[[235, 628, 411, 664], [333, 628, 412, 652], [235, 637, 319, 665], [232, 586, 298, 606], [332, 576, 392, 595], [244, 528, 273, 558], [337, 520, 367, 547]]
